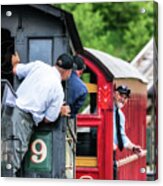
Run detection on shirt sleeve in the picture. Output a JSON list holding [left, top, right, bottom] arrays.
[[16, 62, 36, 79], [44, 91, 64, 122]]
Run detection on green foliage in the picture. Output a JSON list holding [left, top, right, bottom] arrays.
[[55, 1, 155, 62]]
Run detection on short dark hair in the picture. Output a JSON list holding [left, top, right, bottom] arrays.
[[73, 55, 86, 70]]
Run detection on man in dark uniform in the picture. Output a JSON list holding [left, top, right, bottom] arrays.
[[67, 55, 88, 118]]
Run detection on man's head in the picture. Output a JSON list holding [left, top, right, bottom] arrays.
[[114, 85, 131, 109], [56, 53, 74, 80], [73, 55, 86, 77]]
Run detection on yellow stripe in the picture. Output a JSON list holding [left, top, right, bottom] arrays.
[[85, 83, 97, 93], [76, 156, 97, 167]]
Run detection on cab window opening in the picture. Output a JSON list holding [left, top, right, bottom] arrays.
[[79, 67, 97, 115], [76, 127, 97, 157]]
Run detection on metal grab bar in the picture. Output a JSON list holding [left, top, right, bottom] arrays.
[[1, 79, 17, 98], [117, 150, 147, 168], [65, 165, 73, 170], [67, 120, 77, 143]]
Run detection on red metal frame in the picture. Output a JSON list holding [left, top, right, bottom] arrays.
[[76, 56, 113, 179]]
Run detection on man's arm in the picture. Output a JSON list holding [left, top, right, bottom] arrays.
[[43, 104, 71, 123], [120, 126, 144, 156], [119, 111, 144, 156], [12, 51, 38, 80], [125, 139, 144, 157]]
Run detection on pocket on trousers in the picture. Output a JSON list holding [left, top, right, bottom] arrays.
[[21, 119, 33, 142]]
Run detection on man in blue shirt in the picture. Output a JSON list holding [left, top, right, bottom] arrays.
[[113, 85, 144, 153], [67, 55, 88, 118], [1, 52, 74, 176], [113, 85, 144, 179]]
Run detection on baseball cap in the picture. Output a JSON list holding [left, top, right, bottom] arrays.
[[73, 55, 86, 70], [56, 53, 76, 70], [116, 85, 131, 98]]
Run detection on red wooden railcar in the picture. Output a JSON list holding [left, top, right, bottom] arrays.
[[76, 48, 147, 180]]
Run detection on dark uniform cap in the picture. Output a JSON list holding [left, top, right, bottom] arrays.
[[56, 53, 75, 70], [116, 85, 131, 97], [73, 55, 86, 70]]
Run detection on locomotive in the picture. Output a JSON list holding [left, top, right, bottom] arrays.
[[1, 4, 147, 180]]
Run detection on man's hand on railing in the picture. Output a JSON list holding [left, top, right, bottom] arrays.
[[132, 145, 144, 157]]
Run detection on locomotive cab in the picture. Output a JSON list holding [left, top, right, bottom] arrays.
[[1, 4, 81, 178]]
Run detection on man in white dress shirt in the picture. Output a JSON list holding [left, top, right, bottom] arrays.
[[1, 52, 74, 176]]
